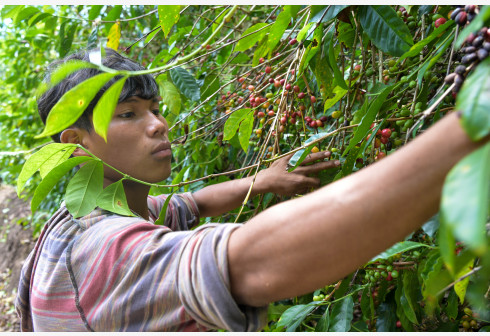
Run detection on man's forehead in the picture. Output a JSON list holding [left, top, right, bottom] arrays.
[[120, 96, 162, 104]]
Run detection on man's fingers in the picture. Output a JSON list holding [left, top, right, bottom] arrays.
[[301, 151, 331, 165], [295, 159, 340, 174]]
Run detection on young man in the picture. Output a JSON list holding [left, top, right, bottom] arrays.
[[16, 49, 489, 331]]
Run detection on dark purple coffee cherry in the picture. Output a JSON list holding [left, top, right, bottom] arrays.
[[455, 65, 466, 75], [477, 48, 489, 61]]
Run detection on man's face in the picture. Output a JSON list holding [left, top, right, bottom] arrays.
[[78, 96, 172, 185]]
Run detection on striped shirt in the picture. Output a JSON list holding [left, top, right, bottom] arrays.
[[15, 193, 267, 331]]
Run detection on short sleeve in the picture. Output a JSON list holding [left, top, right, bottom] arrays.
[[69, 217, 267, 331], [147, 192, 200, 230]]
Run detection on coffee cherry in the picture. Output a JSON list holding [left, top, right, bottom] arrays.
[[280, 78, 285, 85], [265, 66, 271, 74], [434, 17, 446, 28], [391, 269, 399, 278], [248, 85, 255, 91], [289, 38, 297, 45], [238, 77, 245, 83], [259, 57, 265, 64], [298, 92, 305, 99], [472, 36, 484, 48], [470, 320, 478, 329], [311, 146, 320, 153], [455, 11, 467, 26], [319, 116, 328, 122], [316, 120, 323, 127], [455, 65, 466, 75], [464, 307, 473, 316], [381, 128, 392, 138], [331, 110, 341, 119], [462, 321, 470, 330], [293, 85, 300, 93], [310, 95, 317, 103], [396, 321, 402, 328], [257, 111, 265, 118], [477, 48, 489, 61], [450, 7, 463, 21], [461, 53, 477, 64], [285, 83, 292, 90]]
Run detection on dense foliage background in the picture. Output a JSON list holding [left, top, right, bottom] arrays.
[[1, 5, 489, 332]]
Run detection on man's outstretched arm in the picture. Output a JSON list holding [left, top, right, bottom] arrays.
[[227, 111, 489, 307]]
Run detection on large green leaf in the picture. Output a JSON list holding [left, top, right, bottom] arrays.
[[376, 295, 397, 331], [93, 76, 127, 142], [96, 179, 134, 216], [309, 5, 349, 24], [370, 241, 430, 262], [1, 5, 24, 19], [358, 5, 413, 57], [401, 271, 419, 324], [325, 27, 348, 90], [343, 85, 394, 156], [329, 296, 354, 332], [169, 67, 200, 102], [454, 257, 474, 304], [36, 72, 117, 139], [17, 143, 77, 196], [252, 35, 269, 67], [235, 23, 270, 52], [223, 108, 252, 140], [31, 156, 92, 213], [267, 7, 291, 54], [315, 308, 330, 332], [456, 57, 490, 141], [158, 5, 180, 38], [13, 6, 39, 25], [277, 304, 315, 332], [238, 113, 254, 152], [88, 5, 104, 20], [441, 142, 490, 255], [288, 132, 329, 171], [65, 160, 104, 218], [323, 86, 348, 111], [299, 25, 322, 74], [395, 280, 415, 331], [438, 218, 456, 275], [416, 31, 454, 86], [158, 79, 181, 116]]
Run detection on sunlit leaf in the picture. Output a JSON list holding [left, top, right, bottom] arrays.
[[238, 112, 254, 152], [36, 72, 117, 139], [31, 156, 92, 213], [441, 142, 490, 255], [454, 257, 475, 304], [370, 241, 430, 262], [96, 179, 134, 216], [93, 76, 127, 141], [309, 5, 349, 24], [456, 57, 490, 141], [88, 5, 104, 20], [107, 21, 121, 51], [154, 193, 174, 225], [267, 7, 291, 53], [235, 23, 270, 52], [277, 304, 315, 332], [223, 108, 252, 140], [65, 160, 104, 218], [17, 143, 77, 196], [158, 5, 180, 38]]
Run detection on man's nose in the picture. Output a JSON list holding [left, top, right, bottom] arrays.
[[147, 113, 168, 137]]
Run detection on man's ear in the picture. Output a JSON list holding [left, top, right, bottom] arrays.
[[60, 128, 89, 157]]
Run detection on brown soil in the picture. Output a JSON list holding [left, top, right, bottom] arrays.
[[0, 184, 36, 331]]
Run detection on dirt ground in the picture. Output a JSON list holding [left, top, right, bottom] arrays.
[[0, 184, 36, 331]]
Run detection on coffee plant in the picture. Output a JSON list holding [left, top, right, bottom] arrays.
[[1, 5, 489, 332]]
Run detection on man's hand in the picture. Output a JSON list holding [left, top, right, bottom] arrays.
[[255, 151, 341, 196]]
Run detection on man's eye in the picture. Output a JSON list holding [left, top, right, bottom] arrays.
[[119, 112, 134, 118]]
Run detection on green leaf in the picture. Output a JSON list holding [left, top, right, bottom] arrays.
[[144, 26, 161, 44], [438, 218, 456, 276], [299, 25, 322, 74], [315, 308, 330, 332], [223, 108, 252, 140], [1, 5, 24, 20], [238, 112, 254, 152], [31, 156, 92, 213], [158, 5, 180, 38], [169, 67, 200, 102], [13, 6, 39, 25], [36, 72, 117, 139], [277, 304, 315, 332], [93, 76, 127, 141], [454, 257, 474, 304], [17, 143, 77, 196], [252, 35, 269, 67], [39, 146, 75, 179], [376, 295, 397, 331], [96, 179, 134, 216], [456, 5, 490, 48], [65, 160, 104, 218], [268, 303, 291, 320], [49, 60, 98, 91], [267, 7, 291, 54], [154, 193, 174, 225], [416, 31, 454, 86], [360, 287, 374, 320], [323, 86, 348, 111], [371, 241, 430, 262], [200, 73, 220, 102], [358, 5, 413, 56], [284, 5, 301, 18], [235, 23, 270, 52], [441, 142, 490, 255], [309, 5, 349, 24], [401, 271, 419, 324], [397, 20, 454, 65], [297, 22, 314, 43], [456, 57, 490, 141], [28, 12, 52, 27], [343, 85, 394, 156], [445, 289, 459, 319], [157, 79, 181, 116], [58, 21, 78, 58], [88, 5, 104, 20], [326, 28, 348, 90], [103, 5, 122, 33], [395, 279, 415, 331], [329, 296, 354, 332], [87, 26, 99, 50]]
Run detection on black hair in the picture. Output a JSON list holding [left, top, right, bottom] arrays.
[[37, 48, 159, 142]]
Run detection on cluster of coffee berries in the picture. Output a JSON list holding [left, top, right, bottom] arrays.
[[461, 307, 479, 331], [444, 6, 489, 95], [450, 5, 478, 26]]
